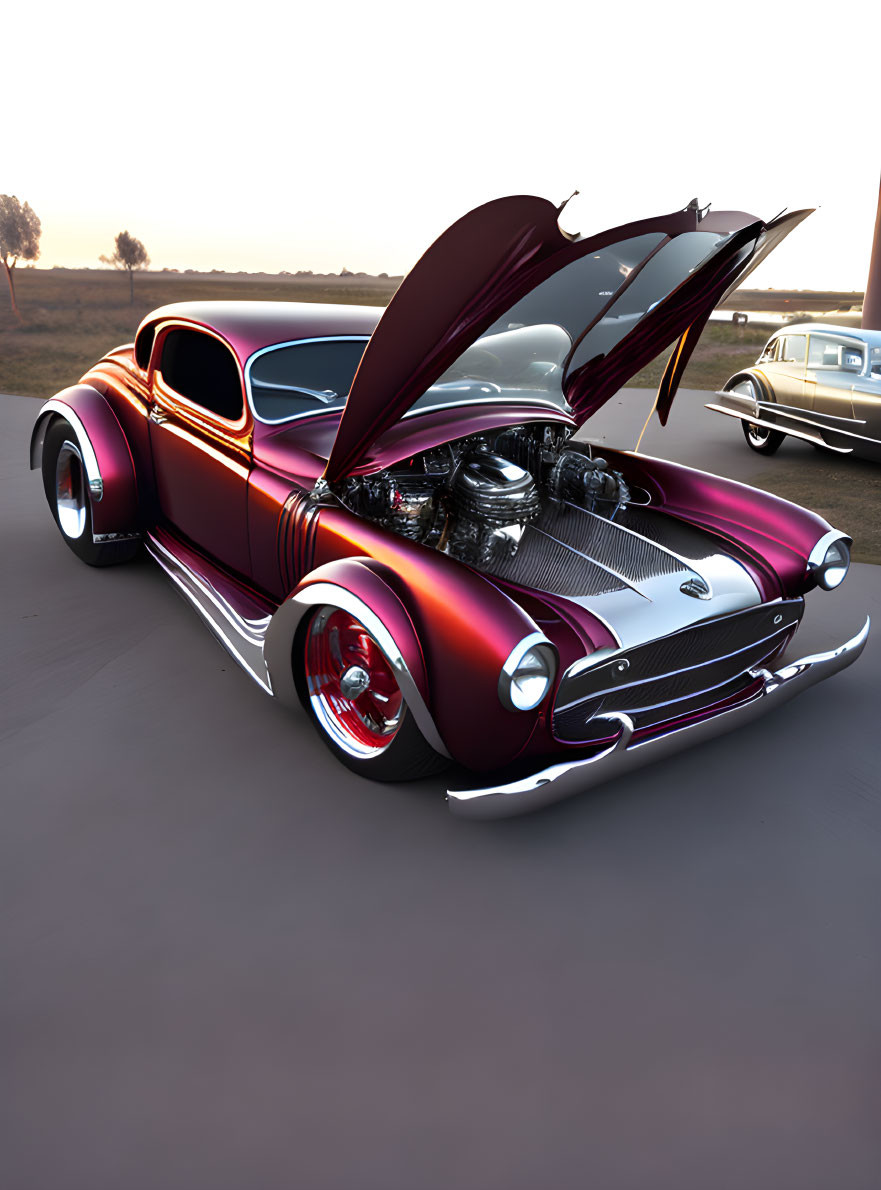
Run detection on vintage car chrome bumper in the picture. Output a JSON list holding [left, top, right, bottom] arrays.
[[447, 616, 870, 818]]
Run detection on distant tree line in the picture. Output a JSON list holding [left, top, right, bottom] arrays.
[[0, 193, 150, 318]]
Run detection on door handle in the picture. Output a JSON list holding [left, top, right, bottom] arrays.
[[149, 406, 168, 425]]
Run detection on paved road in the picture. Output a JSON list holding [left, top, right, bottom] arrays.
[[2, 391, 879, 1190]]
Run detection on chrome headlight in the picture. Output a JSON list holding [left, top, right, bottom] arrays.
[[808, 531, 851, 591], [499, 634, 557, 711]]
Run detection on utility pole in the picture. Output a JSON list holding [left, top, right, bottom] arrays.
[[862, 171, 881, 330]]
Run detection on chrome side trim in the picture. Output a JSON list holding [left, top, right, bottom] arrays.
[[145, 534, 273, 694], [447, 616, 870, 818], [704, 402, 852, 453], [33, 399, 105, 498], [758, 401, 867, 427], [264, 580, 451, 759], [92, 531, 142, 544]]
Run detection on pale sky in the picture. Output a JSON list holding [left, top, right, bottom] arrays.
[[7, 0, 880, 290]]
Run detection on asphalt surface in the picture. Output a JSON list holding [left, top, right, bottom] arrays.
[[2, 390, 880, 1190]]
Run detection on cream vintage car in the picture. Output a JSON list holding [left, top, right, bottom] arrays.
[[707, 323, 881, 461]]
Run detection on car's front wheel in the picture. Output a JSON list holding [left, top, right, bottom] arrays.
[[41, 419, 140, 566], [299, 604, 448, 781], [733, 379, 785, 455]]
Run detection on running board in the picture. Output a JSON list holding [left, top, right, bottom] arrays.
[[145, 530, 276, 694]]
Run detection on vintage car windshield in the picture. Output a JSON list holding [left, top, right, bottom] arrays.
[[247, 337, 368, 423]]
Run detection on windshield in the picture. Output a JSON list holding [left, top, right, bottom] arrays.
[[247, 337, 367, 423]]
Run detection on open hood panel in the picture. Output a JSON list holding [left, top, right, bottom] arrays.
[[324, 196, 809, 483], [654, 208, 813, 426]]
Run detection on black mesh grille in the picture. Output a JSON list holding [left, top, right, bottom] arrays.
[[553, 598, 804, 743]]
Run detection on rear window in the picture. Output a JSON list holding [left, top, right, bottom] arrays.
[[248, 338, 368, 423]]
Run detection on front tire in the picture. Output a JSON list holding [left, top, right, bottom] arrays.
[[41, 419, 140, 566], [298, 604, 448, 782], [733, 379, 785, 455]]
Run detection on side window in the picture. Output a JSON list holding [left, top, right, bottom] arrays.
[[158, 328, 243, 421], [808, 336, 839, 367], [759, 338, 778, 362], [808, 337, 864, 370], [780, 335, 806, 364], [135, 324, 155, 370]]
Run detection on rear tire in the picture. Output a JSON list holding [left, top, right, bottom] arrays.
[[41, 419, 140, 566], [298, 604, 448, 782]]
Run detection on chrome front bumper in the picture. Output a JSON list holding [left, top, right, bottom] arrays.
[[447, 617, 870, 819]]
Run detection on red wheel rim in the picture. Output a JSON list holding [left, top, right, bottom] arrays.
[[305, 607, 404, 757]]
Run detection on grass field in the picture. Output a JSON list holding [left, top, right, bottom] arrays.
[[0, 269, 398, 398], [1, 268, 786, 400], [3, 270, 876, 560]]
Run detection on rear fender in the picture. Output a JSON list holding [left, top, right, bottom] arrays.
[[31, 387, 140, 541]]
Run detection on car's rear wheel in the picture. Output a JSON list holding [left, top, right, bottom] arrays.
[[41, 419, 140, 566], [734, 379, 785, 455], [300, 604, 448, 781]]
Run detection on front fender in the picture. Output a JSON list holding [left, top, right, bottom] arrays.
[[266, 551, 554, 771], [31, 387, 140, 541], [609, 449, 835, 599]]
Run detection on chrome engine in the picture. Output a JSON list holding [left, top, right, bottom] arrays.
[[339, 425, 630, 568]]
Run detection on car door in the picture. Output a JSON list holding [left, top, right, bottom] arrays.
[[805, 333, 857, 420], [768, 333, 808, 408], [148, 325, 252, 576]]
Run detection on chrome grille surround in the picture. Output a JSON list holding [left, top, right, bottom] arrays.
[[553, 598, 805, 743]]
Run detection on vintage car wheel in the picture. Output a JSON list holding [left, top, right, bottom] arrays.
[[742, 417, 785, 455], [733, 380, 785, 454], [301, 605, 448, 781], [41, 419, 140, 567]]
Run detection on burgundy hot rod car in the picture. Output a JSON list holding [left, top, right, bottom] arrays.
[[30, 195, 869, 816]]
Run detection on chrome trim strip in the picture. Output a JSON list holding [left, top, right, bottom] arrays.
[[757, 400, 867, 427], [36, 399, 105, 499], [93, 531, 142, 543], [447, 617, 870, 818], [704, 402, 852, 452], [264, 581, 451, 759], [145, 534, 274, 694], [400, 396, 572, 420]]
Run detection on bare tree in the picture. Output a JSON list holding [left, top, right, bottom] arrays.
[[100, 230, 150, 304], [0, 195, 41, 320]]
